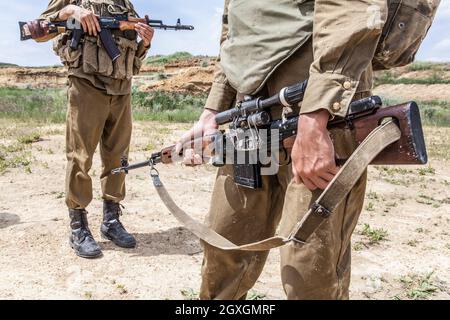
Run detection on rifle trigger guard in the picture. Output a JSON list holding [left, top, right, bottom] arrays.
[[345, 115, 355, 130]]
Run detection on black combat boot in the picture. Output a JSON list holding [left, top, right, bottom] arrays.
[[69, 209, 102, 259], [101, 200, 136, 248]]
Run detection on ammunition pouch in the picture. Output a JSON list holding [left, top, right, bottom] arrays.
[[111, 36, 138, 79], [373, 0, 440, 70], [54, 0, 142, 79], [54, 33, 141, 80], [53, 34, 82, 68]]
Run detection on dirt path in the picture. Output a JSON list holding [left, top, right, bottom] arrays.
[[374, 84, 450, 102], [0, 121, 449, 300]]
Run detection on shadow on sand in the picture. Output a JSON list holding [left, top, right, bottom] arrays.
[[0, 213, 21, 229], [99, 226, 203, 257]]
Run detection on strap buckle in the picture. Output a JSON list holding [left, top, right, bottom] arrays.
[[311, 203, 332, 219], [149, 159, 162, 187]]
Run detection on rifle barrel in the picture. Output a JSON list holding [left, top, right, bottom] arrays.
[[111, 160, 152, 174]]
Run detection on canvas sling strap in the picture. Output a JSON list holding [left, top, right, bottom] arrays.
[[150, 121, 402, 251]]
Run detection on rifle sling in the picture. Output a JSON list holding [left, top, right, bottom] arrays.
[[151, 121, 401, 251]]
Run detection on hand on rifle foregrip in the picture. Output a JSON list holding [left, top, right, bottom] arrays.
[[135, 22, 154, 47], [175, 109, 219, 166]]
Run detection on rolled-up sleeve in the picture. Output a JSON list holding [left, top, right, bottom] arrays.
[[39, 0, 70, 21], [204, 0, 237, 112], [300, 0, 388, 118]]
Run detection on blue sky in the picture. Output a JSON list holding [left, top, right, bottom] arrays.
[[0, 0, 449, 66]]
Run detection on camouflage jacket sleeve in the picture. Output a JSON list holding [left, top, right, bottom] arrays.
[[300, 0, 388, 118], [204, 0, 237, 112], [39, 0, 71, 21]]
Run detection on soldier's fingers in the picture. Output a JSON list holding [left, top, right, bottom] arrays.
[[302, 177, 317, 191], [84, 17, 93, 35], [183, 149, 196, 166], [136, 24, 152, 41], [87, 15, 97, 36], [319, 171, 335, 183], [193, 153, 203, 165], [80, 20, 88, 34], [176, 128, 195, 154], [309, 175, 329, 190], [93, 14, 101, 32], [328, 165, 340, 175], [292, 166, 302, 184]]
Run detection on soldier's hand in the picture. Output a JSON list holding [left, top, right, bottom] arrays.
[[135, 22, 154, 47], [175, 109, 219, 166], [71, 6, 101, 36], [27, 20, 50, 40], [291, 110, 339, 190]]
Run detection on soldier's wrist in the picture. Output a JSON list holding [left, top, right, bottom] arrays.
[[59, 5, 77, 20], [299, 109, 330, 130]]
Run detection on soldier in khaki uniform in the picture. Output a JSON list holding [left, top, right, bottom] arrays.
[[178, 0, 388, 299], [36, 0, 154, 258]]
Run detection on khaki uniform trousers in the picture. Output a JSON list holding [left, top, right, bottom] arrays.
[[200, 42, 370, 300], [65, 76, 132, 209]]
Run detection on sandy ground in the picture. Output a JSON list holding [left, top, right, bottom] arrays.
[[374, 84, 450, 102], [0, 120, 449, 300]]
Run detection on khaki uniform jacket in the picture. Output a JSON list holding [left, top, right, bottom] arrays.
[[205, 0, 388, 118], [39, 0, 150, 95]]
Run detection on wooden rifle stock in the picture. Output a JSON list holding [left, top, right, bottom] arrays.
[[283, 102, 428, 165]]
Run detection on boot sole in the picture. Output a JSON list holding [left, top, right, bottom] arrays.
[[69, 241, 103, 259], [101, 232, 136, 249]]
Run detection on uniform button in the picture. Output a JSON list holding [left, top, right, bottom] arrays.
[[331, 102, 342, 113], [343, 81, 352, 90]]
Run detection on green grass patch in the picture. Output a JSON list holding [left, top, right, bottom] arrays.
[[18, 133, 42, 144], [180, 288, 199, 300], [375, 71, 450, 86], [132, 89, 205, 122], [399, 272, 439, 300], [417, 166, 436, 176], [0, 148, 32, 173], [0, 87, 66, 123], [145, 52, 193, 65], [406, 61, 450, 72], [247, 290, 267, 300], [0, 62, 19, 68], [0, 87, 205, 124], [382, 97, 450, 127], [360, 223, 388, 244]]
